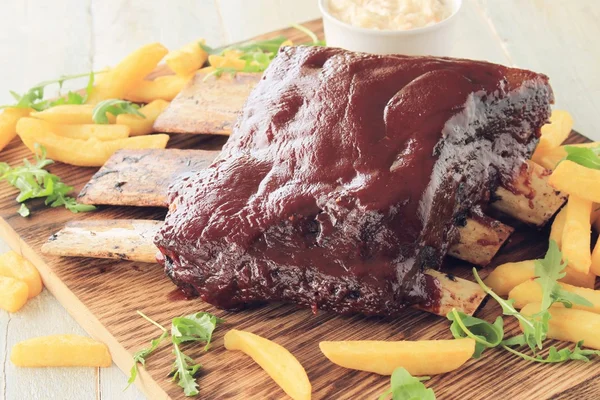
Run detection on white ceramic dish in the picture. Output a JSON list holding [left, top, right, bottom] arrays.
[[319, 0, 463, 56]]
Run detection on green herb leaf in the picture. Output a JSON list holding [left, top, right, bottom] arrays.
[[563, 146, 600, 170], [502, 340, 600, 363], [447, 309, 504, 358], [378, 367, 435, 400], [126, 330, 169, 389], [0, 145, 95, 217], [92, 99, 145, 124], [171, 312, 223, 350], [171, 342, 202, 396]]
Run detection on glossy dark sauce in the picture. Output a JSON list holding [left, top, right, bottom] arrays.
[[155, 46, 553, 317]]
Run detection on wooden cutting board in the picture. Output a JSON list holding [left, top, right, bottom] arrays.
[[1, 20, 599, 400]]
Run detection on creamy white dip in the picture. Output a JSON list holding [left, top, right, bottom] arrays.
[[327, 0, 452, 31]]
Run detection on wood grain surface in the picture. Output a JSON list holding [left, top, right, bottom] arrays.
[[1, 20, 599, 400]]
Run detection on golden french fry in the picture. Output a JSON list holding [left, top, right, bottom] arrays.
[[165, 39, 208, 76], [198, 66, 216, 74], [116, 100, 169, 136], [223, 49, 244, 59], [319, 339, 475, 376], [535, 142, 600, 171], [17, 117, 129, 141], [549, 160, 600, 203], [18, 127, 169, 167], [125, 74, 193, 103], [0, 107, 31, 152], [0, 276, 28, 313], [31, 104, 115, 125], [224, 329, 311, 400], [87, 43, 168, 103], [521, 303, 600, 350], [0, 251, 42, 299], [11, 335, 111, 367], [209, 54, 246, 70], [485, 259, 595, 295], [531, 110, 573, 164], [562, 195, 592, 274], [510, 280, 600, 313], [550, 207, 567, 247]]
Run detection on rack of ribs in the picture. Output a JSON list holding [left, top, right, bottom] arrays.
[[154, 46, 554, 317]]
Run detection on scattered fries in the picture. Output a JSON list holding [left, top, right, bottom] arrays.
[[510, 280, 600, 314], [31, 104, 112, 125], [165, 39, 208, 76], [0, 251, 42, 299], [18, 117, 130, 141], [535, 142, 600, 171], [549, 160, 600, 203], [125, 74, 192, 103], [0, 108, 31, 152], [0, 276, 29, 313], [208, 54, 246, 71], [531, 110, 573, 165], [562, 195, 592, 274]]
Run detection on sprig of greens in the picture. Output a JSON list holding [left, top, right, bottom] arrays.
[[2, 71, 100, 111], [0, 145, 96, 217], [127, 310, 223, 397], [448, 241, 598, 363], [378, 367, 435, 400], [562, 145, 600, 169], [92, 99, 145, 124]]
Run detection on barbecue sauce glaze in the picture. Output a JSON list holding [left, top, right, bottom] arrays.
[[155, 46, 553, 317]]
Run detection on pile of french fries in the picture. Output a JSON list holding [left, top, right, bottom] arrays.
[[486, 110, 600, 350]]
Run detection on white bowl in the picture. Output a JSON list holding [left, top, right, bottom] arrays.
[[319, 0, 463, 56]]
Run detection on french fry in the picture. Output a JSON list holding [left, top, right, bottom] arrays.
[[0, 107, 31, 152], [18, 128, 169, 167], [116, 100, 169, 136], [87, 43, 168, 103], [562, 195, 592, 274], [509, 280, 600, 313], [208, 54, 246, 70], [225, 329, 311, 400], [11, 335, 112, 367], [319, 339, 475, 376], [550, 207, 567, 247], [125, 74, 193, 103], [549, 160, 600, 203], [165, 39, 208, 76], [0, 251, 42, 299], [485, 259, 595, 295], [535, 142, 600, 171], [520, 303, 600, 350], [0, 276, 28, 313], [531, 110, 573, 165], [17, 117, 129, 141], [31, 104, 114, 125]]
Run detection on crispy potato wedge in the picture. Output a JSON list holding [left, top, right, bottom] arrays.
[[17, 117, 129, 141], [11, 334, 111, 367], [535, 142, 600, 171], [125, 74, 193, 103], [224, 329, 311, 400], [484, 259, 595, 295], [208, 54, 246, 70], [0, 251, 42, 299], [550, 207, 567, 247], [116, 99, 170, 136], [562, 195, 592, 274], [165, 39, 208, 76], [531, 110, 573, 164], [0, 107, 31, 152], [31, 104, 115, 125], [319, 339, 474, 376], [18, 128, 169, 167], [0, 276, 28, 313], [510, 280, 600, 313], [521, 303, 600, 350], [549, 160, 600, 203], [87, 43, 168, 103]]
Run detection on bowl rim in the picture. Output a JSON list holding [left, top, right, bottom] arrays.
[[318, 0, 463, 36]]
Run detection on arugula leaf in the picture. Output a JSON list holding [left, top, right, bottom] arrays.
[[378, 367, 435, 400], [0, 145, 95, 216], [503, 341, 600, 363], [92, 99, 145, 124], [171, 312, 223, 350], [447, 309, 504, 358], [171, 342, 202, 396], [127, 330, 169, 388], [562, 146, 600, 170], [1, 71, 100, 112]]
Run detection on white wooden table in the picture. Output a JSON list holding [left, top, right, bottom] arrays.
[[0, 1, 598, 399]]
